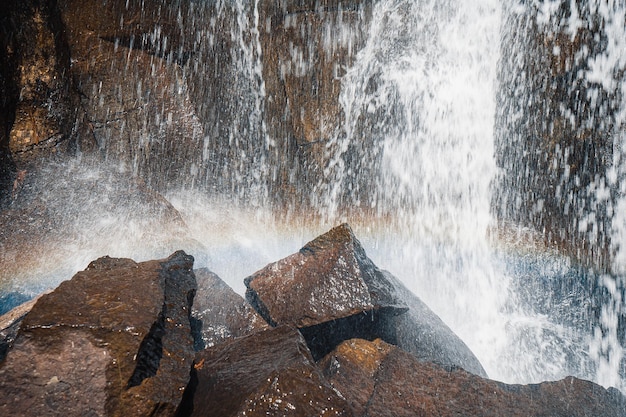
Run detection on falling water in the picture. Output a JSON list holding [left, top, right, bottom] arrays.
[[2, 0, 626, 394]]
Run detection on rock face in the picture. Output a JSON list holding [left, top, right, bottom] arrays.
[[245, 223, 487, 376], [0, 0, 78, 172], [321, 338, 626, 417], [494, 3, 618, 269], [0, 251, 197, 417], [189, 325, 353, 417], [0, 0, 374, 210], [192, 268, 269, 350]]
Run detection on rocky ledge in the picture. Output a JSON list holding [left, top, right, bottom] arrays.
[[0, 224, 624, 416]]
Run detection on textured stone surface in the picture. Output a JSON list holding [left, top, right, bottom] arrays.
[[245, 223, 485, 375], [321, 338, 626, 417], [192, 268, 268, 349], [245, 223, 403, 328], [0, 251, 197, 417], [0, 0, 78, 171], [189, 325, 353, 417]]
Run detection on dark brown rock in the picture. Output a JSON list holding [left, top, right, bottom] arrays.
[[245, 223, 403, 328], [321, 338, 626, 417], [192, 268, 269, 349], [495, 3, 616, 270], [0, 251, 197, 417], [245, 223, 486, 376], [189, 325, 353, 417], [0, 0, 78, 171], [258, 1, 373, 207]]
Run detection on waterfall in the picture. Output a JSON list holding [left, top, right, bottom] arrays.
[[328, 0, 511, 378], [2, 0, 626, 394]]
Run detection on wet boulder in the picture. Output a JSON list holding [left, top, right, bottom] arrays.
[[320, 338, 626, 417], [189, 325, 353, 417], [245, 223, 486, 376], [0, 251, 197, 417], [192, 268, 269, 350]]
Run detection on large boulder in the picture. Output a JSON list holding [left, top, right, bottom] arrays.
[[245, 223, 487, 376], [320, 338, 626, 417], [189, 325, 353, 417], [192, 268, 269, 350], [0, 251, 197, 417]]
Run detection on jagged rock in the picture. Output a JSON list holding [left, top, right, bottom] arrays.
[[320, 338, 626, 417], [189, 325, 353, 417], [192, 268, 269, 349], [0, 251, 197, 417], [245, 223, 486, 376]]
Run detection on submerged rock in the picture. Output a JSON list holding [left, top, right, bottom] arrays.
[[245, 223, 486, 376], [192, 268, 268, 350], [189, 325, 353, 417], [0, 251, 197, 417], [321, 338, 626, 417]]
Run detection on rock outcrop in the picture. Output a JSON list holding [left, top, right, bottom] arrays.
[[321, 338, 626, 417], [0, 226, 625, 416], [245, 223, 487, 376], [0, 251, 197, 417]]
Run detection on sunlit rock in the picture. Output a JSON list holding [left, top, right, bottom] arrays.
[[188, 325, 353, 417], [0, 251, 197, 417], [320, 338, 626, 417], [245, 223, 486, 376], [192, 268, 269, 350]]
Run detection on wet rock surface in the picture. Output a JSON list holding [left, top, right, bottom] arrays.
[[321, 338, 626, 417], [189, 325, 352, 417], [0, 251, 197, 417], [245, 223, 486, 376], [0, 226, 625, 416], [192, 267, 269, 350], [0, 0, 374, 209]]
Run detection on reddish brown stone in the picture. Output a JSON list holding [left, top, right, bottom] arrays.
[[0, 251, 197, 417], [245, 223, 402, 328], [190, 325, 353, 417], [245, 224, 485, 375], [321, 338, 626, 417], [193, 268, 268, 349]]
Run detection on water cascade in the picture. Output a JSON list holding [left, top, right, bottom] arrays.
[[1, 0, 625, 395]]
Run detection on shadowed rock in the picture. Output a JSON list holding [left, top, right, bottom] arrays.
[[0, 251, 197, 417], [192, 268, 269, 350], [245, 223, 486, 376], [189, 325, 353, 417], [320, 338, 626, 417]]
